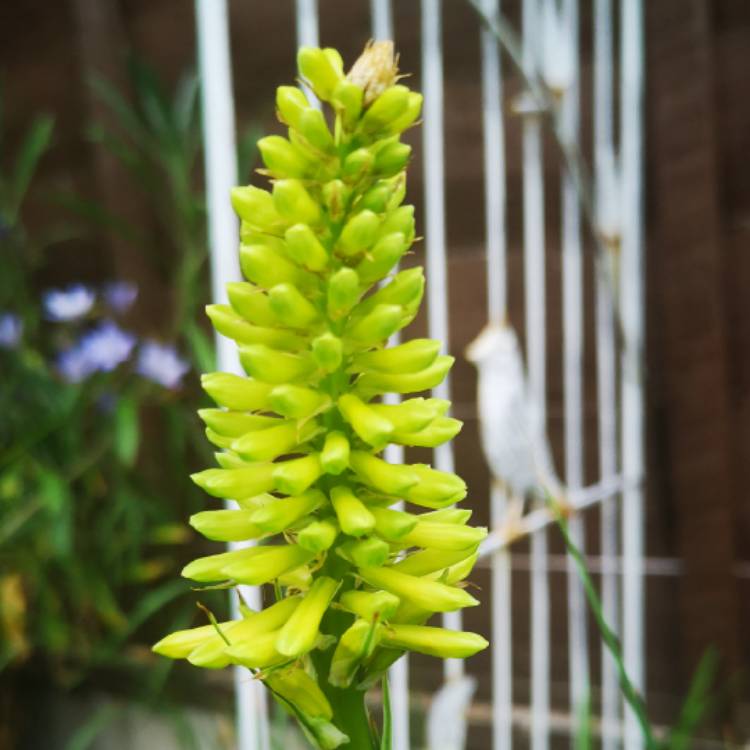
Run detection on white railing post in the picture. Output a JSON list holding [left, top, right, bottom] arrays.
[[295, 0, 320, 107], [194, 2, 270, 749], [421, 0, 464, 682], [521, 1, 550, 749], [559, 0, 590, 734], [620, 0, 646, 748], [479, 1, 513, 748], [593, 0, 621, 747]]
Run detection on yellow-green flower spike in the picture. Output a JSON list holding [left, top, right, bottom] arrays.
[[155, 42, 487, 748]]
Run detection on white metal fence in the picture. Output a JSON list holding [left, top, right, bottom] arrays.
[[196, 1, 645, 748]]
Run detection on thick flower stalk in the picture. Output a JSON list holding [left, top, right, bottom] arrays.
[[154, 42, 488, 748]]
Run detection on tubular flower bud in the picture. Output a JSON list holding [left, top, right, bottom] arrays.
[[337, 536, 390, 568], [269, 383, 331, 419], [349, 338, 441, 374], [330, 485, 375, 537], [297, 517, 339, 552], [226, 282, 280, 327], [257, 135, 311, 178], [249, 489, 324, 534], [189, 510, 263, 542], [206, 304, 307, 350], [284, 224, 329, 272], [156, 43, 486, 745], [276, 576, 339, 657], [381, 624, 488, 659], [320, 430, 350, 475], [329, 619, 381, 688], [339, 589, 400, 622]]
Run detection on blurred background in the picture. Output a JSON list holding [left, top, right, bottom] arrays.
[[1, 1, 749, 749]]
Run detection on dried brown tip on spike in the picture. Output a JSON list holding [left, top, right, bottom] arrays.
[[348, 40, 400, 106]]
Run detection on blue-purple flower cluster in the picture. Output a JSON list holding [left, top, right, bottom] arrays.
[[2, 281, 190, 390]]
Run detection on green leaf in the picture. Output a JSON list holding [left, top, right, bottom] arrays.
[[184, 321, 215, 373], [114, 396, 139, 466], [8, 115, 53, 220], [64, 703, 123, 750], [380, 675, 392, 750], [574, 692, 592, 750], [665, 647, 717, 750]]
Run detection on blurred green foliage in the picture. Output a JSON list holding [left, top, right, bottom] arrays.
[[0, 60, 260, 742]]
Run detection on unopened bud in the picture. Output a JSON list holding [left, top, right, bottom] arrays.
[[249, 489, 324, 534], [239, 344, 315, 384], [327, 267, 361, 319], [374, 141, 411, 177], [284, 224, 329, 272], [385, 92, 423, 134], [400, 520, 487, 550], [240, 243, 319, 295], [226, 282, 279, 327], [276, 576, 339, 657], [355, 232, 408, 285], [370, 506, 418, 540], [189, 509, 263, 542], [357, 565, 479, 613], [265, 667, 333, 720], [360, 85, 411, 133], [311, 332, 343, 373], [297, 47, 345, 101], [298, 108, 335, 152], [269, 283, 320, 327], [346, 303, 403, 345], [342, 147, 374, 181], [337, 210, 380, 258], [269, 384, 331, 419], [350, 338, 441, 374], [330, 485, 375, 537], [222, 544, 315, 586], [356, 355, 454, 396], [322, 179, 350, 221], [393, 416, 463, 448], [231, 185, 285, 232], [349, 451, 419, 495], [276, 85, 310, 128], [368, 397, 447, 433], [337, 393, 393, 447], [331, 79, 364, 128], [394, 546, 478, 577], [190, 463, 275, 500], [273, 454, 323, 495], [232, 419, 318, 462], [338, 536, 390, 568], [298, 517, 339, 552], [381, 624, 488, 659], [339, 589, 400, 622], [320, 431, 350, 475], [329, 619, 380, 688], [206, 304, 306, 351], [273, 179, 321, 225], [257, 135, 310, 178]]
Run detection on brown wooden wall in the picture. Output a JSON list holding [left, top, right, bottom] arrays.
[[2, 0, 749, 743]]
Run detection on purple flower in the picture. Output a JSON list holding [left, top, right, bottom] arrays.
[[56, 321, 136, 383], [136, 341, 190, 389], [57, 343, 95, 383], [103, 281, 138, 314], [43, 284, 95, 322], [0, 313, 22, 349], [80, 321, 136, 372]]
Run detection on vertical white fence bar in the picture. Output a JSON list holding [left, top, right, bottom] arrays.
[[593, 0, 621, 746], [560, 0, 590, 733], [194, 3, 269, 750], [620, 1, 646, 749], [369, 5, 411, 747], [522, 0, 550, 748], [479, 1, 512, 748], [421, 0, 464, 682], [295, 0, 320, 107]]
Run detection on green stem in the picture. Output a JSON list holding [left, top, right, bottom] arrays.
[[550, 498, 657, 749]]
